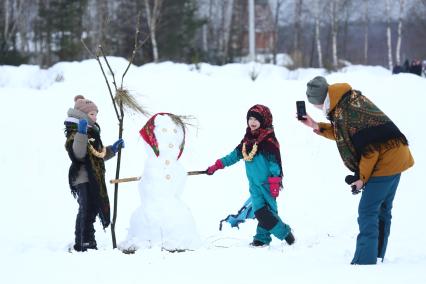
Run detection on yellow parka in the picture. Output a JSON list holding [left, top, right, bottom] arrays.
[[316, 83, 414, 183]]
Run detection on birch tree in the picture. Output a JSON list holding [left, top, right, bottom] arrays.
[[248, 0, 254, 61], [330, 0, 339, 69], [271, 0, 285, 65], [144, 0, 162, 62], [395, 0, 405, 66], [385, 0, 393, 70], [201, 0, 222, 62], [95, 0, 110, 46], [1, 0, 24, 52], [311, 0, 323, 68], [222, 0, 234, 62], [292, 0, 303, 66], [16, 0, 35, 54], [363, 0, 369, 64]]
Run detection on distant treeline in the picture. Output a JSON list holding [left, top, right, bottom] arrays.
[[1, 0, 425, 69]]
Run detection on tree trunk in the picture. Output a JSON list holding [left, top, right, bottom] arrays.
[[144, 0, 162, 62], [206, 0, 215, 60], [331, 0, 338, 69], [96, 0, 109, 46], [293, 0, 302, 53], [271, 0, 283, 65], [4, 0, 10, 43], [315, 17, 323, 68], [222, 0, 234, 63], [248, 0, 255, 61], [395, 0, 405, 66], [363, 0, 369, 64], [292, 0, 303, 66], [342, 5, 349, 60], [217, 0, 233, 63], [385, 0, 393, 70]]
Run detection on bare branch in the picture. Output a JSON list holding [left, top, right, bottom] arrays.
[[121, 11, 142, 89], [99, 45, 118, 91], [81, 39, 95, 58], [81, 39, 120, 121]]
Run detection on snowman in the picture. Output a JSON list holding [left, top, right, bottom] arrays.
[[123, 113, 201, 252]]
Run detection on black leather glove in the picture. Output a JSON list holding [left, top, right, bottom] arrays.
[[345, 174, 361, 195]]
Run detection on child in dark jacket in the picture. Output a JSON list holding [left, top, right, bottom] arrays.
[[64, 95, 124, 252], [206, 104, 294, 247]]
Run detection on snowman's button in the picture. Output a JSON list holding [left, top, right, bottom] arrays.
[[165, 160, 170, 165], [173, 129, 177, 133], [162, 128, 167, 132], [165, 174, 171, 180], [168, 143, 174, 148]]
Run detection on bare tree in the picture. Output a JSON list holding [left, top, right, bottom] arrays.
[[144, 0, 163, 62], [385, 0, 393, 70], [248, 0, 254, 61], [395, 0, 405, 66], [2, 0, 24, 51], [330, 0, 339, 68], [313, 0, 323, 68], [292, 0, 303, 66], [200, 0, 233, 64], [222, 0, 234, 62], [363, 0, 369, 64], [271, 0, 285, 65], [16, 0, 35, 54], [95, 0, 110, 46]]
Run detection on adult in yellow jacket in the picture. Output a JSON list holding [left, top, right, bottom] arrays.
[[299, 76, 414, 265]]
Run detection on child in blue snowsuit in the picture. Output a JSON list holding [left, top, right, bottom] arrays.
[[206, 104, 295, 246]]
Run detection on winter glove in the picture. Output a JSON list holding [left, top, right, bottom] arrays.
[[268, 176, 282, 198], [111, 138, 125, 154], [206, 159, 224, 175], [345, 174, 363, 195], [78, 119, 88, 134]]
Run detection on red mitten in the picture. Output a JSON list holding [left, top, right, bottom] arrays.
[[268, 176, 282, 198], [206, 159, 224, 175]]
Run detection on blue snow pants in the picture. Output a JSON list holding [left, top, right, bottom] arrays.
[[351, 174, 401, 265], [251, 184, 291, 245]]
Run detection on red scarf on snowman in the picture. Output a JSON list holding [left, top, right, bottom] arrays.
[[139, 113, 185, 159]]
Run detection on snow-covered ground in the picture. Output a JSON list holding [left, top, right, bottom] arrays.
[[0, 58, 425, 283]]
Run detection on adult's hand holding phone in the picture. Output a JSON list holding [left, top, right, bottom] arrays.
[[298, 113, 319, 131]]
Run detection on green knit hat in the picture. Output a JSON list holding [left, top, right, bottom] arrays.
[[306, 76, 329, 105]]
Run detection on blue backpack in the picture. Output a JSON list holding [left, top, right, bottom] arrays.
[[219, 197, 255, 230]]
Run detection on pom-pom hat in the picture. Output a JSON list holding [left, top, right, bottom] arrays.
[[74, 95, 98, 114]]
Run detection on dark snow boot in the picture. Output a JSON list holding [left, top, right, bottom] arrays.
[[284, 232, 295, 245], [85, 206, 98, 250], [74, 183, 92, 252], [249, 240, 268, 247]]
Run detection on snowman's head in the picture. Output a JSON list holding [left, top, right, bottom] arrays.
[[140, 113, 185, 160]]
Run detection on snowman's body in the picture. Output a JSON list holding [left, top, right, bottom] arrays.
[[124, 114, 200, 251]]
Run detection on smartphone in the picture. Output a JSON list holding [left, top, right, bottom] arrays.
[[296, 101, 307, 120]]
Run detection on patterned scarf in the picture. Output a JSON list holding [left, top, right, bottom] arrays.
[[237, 104, 283, 177], [139, 113, 185, 159], [64, 122, 111, 229], [328, 90, 408, 173]]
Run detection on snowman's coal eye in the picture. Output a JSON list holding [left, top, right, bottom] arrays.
[[162, 128, 167, 132]]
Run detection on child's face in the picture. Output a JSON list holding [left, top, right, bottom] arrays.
[[248, 117, 261, 131], [88, 111, 98, 123]]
